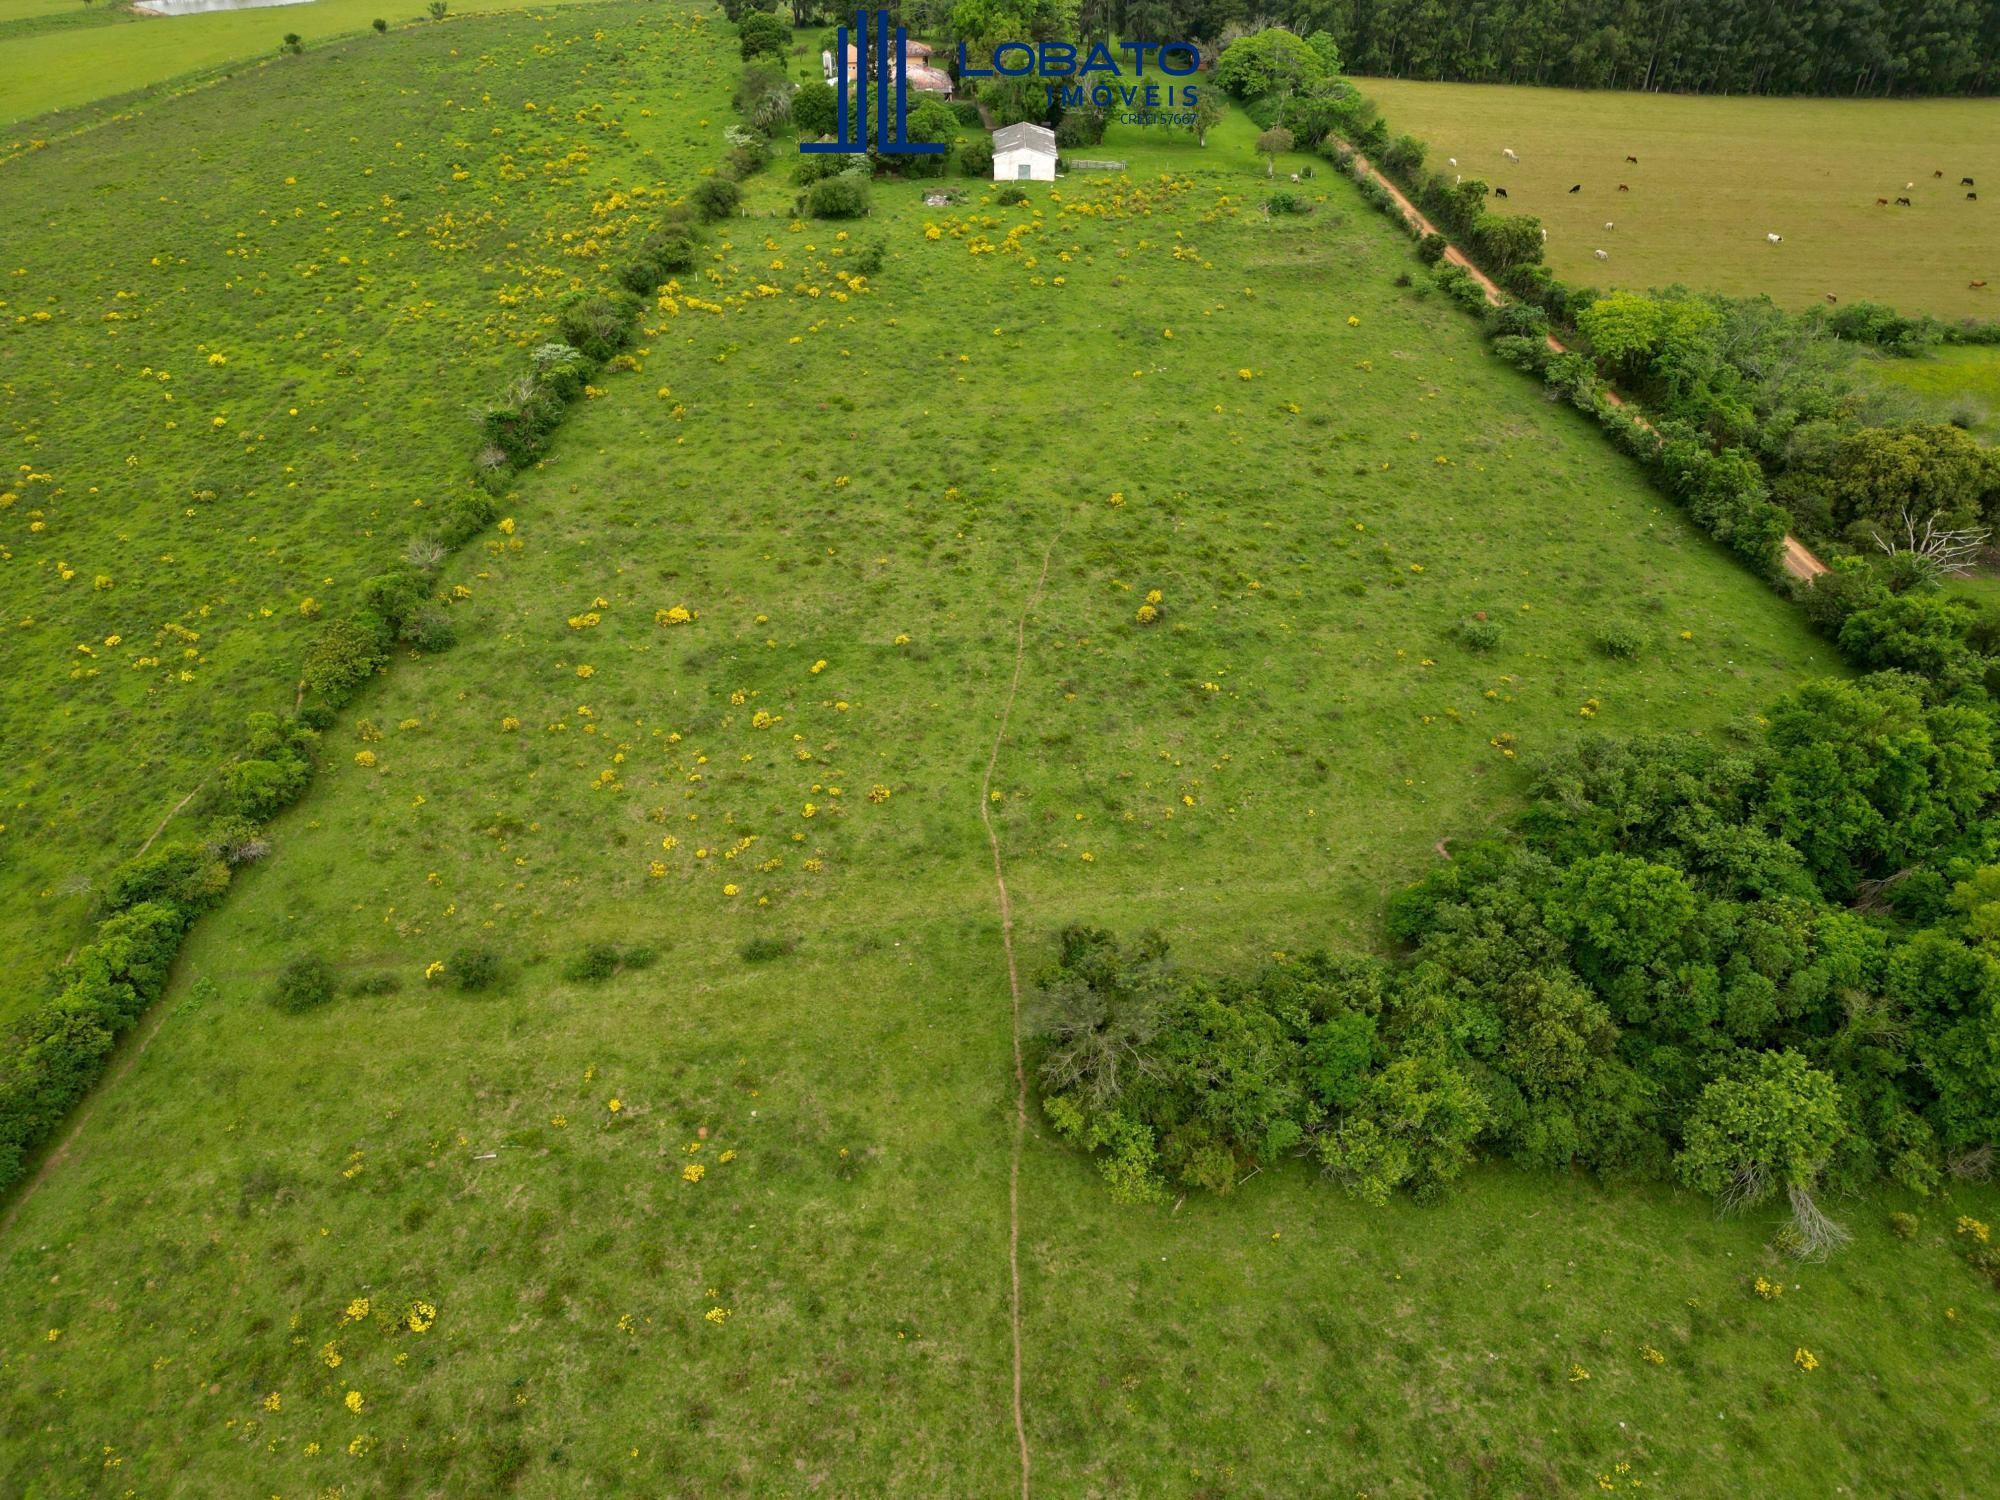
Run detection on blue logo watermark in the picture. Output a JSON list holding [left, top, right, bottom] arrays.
[[802, 10, 945, 157]]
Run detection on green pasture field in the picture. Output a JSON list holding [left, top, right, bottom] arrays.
[[0, 0, 621, 130], [0, 4, 735, 1008], [1855, 343, 2000, 443], [1355, 77, 2000, 322], [12, 39, 1993, 1491]]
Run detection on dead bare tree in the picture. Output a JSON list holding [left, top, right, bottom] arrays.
[[1871, 507, 1990, 582]]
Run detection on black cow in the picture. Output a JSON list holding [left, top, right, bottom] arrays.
[[1493, 186, 1508, 198], [1896, 196, 1912, 205], [1568, 183, 1582, 193], [1963, 177, 1976, 186]]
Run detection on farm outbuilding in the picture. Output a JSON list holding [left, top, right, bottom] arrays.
[[992, 122, 1057, 182]]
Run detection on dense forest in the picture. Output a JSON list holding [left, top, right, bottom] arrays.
[[1296, 0, 2000, 97], [870, 0, 2000, 97]]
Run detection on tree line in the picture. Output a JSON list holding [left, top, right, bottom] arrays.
[[779, 0, 2000, 98]]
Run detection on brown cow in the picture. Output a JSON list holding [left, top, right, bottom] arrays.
[[1972, 281, 1989, 290], [1616, 183, 1630, 192], [1825, 293, 1838, 303], [1876, 197, 1889, 205], [1625, 154, 1638, 163]]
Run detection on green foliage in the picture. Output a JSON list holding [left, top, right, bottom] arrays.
[[800, 174, 869, 218], [958, 134, 994, 178], [736, 9, 788, 60], [1675, 1050, 1845, 1199], [1215, 29, 1335, 104], [1826, 423, 1999, 536], [300, 617, 388, 707], [270, 953, 338, 1014], [450, 944, 503, 993], [689, 176, 743, 222], [791, 78, 836, 139]]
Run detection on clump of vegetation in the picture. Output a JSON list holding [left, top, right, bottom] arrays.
[[565, 942, 627, 983], [270, 953, 337, 1014], [1596, 622, 1645, 658], [689, 177, 742, 222], [800, 175, 868, 219], [346, 972, 403, 997], [1455, 614, 1501, 651], [450, 944, 503, 993], [994, 184, 1029, 207], [740, 935, 798, 963]]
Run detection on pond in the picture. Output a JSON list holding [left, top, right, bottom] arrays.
[[135, 0, 318, 14]]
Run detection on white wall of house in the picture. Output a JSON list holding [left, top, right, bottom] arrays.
[[993, 145, 1055, 182]]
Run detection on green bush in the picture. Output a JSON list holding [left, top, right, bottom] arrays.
[[1417, 231, 1448, 265], [994, 184, 1029, 207], [555, 291, 632, 361], [300, 616, 387, 706], [850, 237, 887, 276], [565, 942, 625, 983], [271, 953, 338, 1014], [1455, 616, 1501, 651], [1595, 623, 1644, 658], [958, 135, 993, 178], [800, 174, 869, 219], [689, 177, 742, 222], [736, 9, 787, 59], [792, 78, 837, 138], [399, 604, 458, 654], [450, 944, 503, 993]]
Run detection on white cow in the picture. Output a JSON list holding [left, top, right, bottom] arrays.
[[1603, 221, 1614, 230], [1766, 232, 1783, 244], [1593, 248, 1609, 261], [1502, 147, 1519, 162], [1447, 156, 1457, 167]]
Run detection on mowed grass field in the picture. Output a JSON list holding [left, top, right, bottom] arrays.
[[0, 4, 734, 1009], [0, 0, 617, 130], [11, 32, 1999, 1491], [1357, 78, 2000, 320]]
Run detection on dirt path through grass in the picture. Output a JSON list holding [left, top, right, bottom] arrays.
[[977, 533, 1059, 1499], [1341, 144, 1830, 583]]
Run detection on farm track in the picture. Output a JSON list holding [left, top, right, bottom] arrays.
[[976, 532, 1059, 1500], [1339, 145, 1830, 583]]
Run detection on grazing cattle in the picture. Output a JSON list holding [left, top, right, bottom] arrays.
[[1906, 181, 1915, 189], [1617, 183, 1630, 192], [1934, 170, 1944, 178], [1568, 183, 1582, 193], [1825, 293, 1838, 303], [1766, 233, 1783, 243], [1494, 186, 1508, 198], [1876, 197, 1889, 205], [1971, 281, 1989, 290], [1502, 147, 1519, 162], [1963, 177, 1976, 186], [1603, 221, 1614, 230], [1447, 157, 1457, 167], [1593, 248, 1608, 261], [1625, 154, 1638, 163], [1970, 193, 1980, 201], [1896, 196, 1912, 205]]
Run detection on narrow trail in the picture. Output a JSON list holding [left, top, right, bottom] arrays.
[[976, 533, 1058, 1500], [1339, 144, 1830, 583]]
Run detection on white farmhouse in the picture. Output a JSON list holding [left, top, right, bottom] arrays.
[[991, 122, 1057, 182]]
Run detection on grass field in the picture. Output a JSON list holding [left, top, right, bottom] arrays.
[[0, 0, 615, 129], [0, 4, 733, 1008], [1355, 78, 2000, 321], [1855, 344, 2000, 442], [12, 17, 2000, 1493]]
